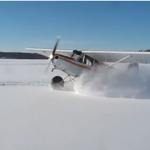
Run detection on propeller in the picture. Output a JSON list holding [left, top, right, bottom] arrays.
[[52, 36, 60, 56], [44, 36, 60, 74]]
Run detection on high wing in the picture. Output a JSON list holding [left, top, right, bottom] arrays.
[[26, 48, 150, 64], [84, 50, 150, 64]]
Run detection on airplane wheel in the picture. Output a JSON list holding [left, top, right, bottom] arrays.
[[127, 63, 139, 74], [51, 76, 64, 90]]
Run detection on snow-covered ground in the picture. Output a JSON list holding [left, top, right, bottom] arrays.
[[0, 59, 150, 150]]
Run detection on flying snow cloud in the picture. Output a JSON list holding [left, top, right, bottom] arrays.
[[74, 64, 150, 99]]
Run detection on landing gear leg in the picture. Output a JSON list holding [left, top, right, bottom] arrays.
[[70, 76, 77, 83], [65, 75, 77, 83]]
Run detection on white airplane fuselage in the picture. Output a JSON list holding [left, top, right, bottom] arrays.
[[51, 54, 91, 77]]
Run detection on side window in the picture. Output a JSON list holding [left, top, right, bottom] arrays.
[[86, 59, 92, 66], [74, 54, 79, 60]]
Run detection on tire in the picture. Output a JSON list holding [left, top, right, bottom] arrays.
[[126, 63, 141, 87], [127, 63, 139, 74], [51, 76, 64, 90]]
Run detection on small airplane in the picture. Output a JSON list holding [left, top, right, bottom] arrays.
[[26, 36, 150, 90]]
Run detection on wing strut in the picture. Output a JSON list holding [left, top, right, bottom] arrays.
[[105, 55, 133, 69]]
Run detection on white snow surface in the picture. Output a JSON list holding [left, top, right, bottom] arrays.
[[0, 59, 150, 150]]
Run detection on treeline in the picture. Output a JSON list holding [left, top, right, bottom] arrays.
[[0, 52, 48, 59]]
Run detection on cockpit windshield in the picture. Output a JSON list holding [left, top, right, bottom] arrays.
[[71, 50, 82, 60], [71, 50, 95, 66]]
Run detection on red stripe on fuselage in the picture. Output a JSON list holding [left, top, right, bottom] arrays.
[[59, 56, 91, 69]]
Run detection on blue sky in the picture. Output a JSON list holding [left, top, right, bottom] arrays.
[[0, 1, 150, 52]]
